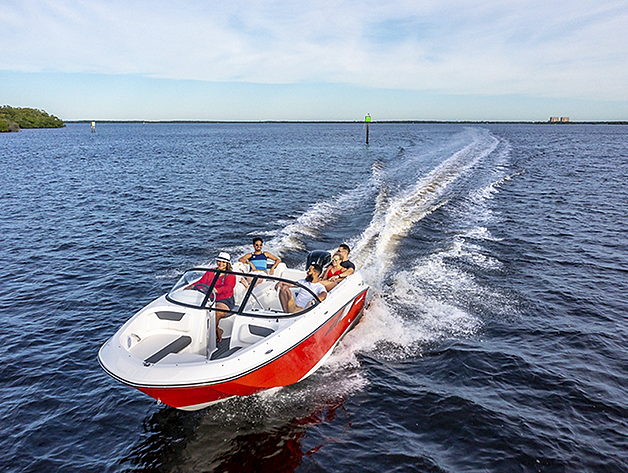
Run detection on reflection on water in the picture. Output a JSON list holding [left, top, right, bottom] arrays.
[[122, 378, 349, 472], [123, 408, 203, 472]]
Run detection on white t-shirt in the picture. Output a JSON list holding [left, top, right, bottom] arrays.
[[295, 279, 326, 307]]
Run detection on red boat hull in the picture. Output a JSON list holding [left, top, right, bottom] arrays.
[[135, 289, 368, 409]]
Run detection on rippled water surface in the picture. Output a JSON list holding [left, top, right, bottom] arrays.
[[1, 122, 627, 472]]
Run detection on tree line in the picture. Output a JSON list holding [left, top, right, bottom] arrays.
[[0, 105, 65, 132]]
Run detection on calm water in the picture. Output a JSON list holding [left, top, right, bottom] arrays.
[[1, 122, 627, 472]]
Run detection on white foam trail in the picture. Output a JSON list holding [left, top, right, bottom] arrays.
[[182, 128, 507, 368], [448, 144, 512, 234], [322, 128, 503, 364], [211, 356, 369, 417], [353, 128, 499, 287], [352, 146, 521, 360], [325, 259, 486, 364], [259, 179, 377, 255]]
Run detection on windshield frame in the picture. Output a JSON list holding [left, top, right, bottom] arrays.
[[165, 268, 324, 318]]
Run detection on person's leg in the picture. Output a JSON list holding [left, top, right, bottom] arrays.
[[241, 276, 251, 289], [215, 302, 229, 342], [277, 283, 293, 312], [276, 281, 302, 312]]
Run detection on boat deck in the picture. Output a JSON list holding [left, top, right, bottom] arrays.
[[210, 338, 242, 360]]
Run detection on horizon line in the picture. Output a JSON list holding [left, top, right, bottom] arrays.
[[64, 119, 628, 125]]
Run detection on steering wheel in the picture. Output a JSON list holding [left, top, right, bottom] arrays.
[[192, 283, 211, 294]]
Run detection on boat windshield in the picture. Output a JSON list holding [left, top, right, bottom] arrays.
[[166, 268, 323, 318]]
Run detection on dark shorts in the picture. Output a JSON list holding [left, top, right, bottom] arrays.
[[216, 295, 235, 311]]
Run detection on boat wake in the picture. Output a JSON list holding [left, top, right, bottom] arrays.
[[191, 127, 515, 406], [323, 128, 513, 365]]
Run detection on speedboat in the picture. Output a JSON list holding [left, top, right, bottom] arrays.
[[98, 251, 370, 411]]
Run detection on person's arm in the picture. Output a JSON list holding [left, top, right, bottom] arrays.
[[238, 253, 255, 270], [335, 262, 355, 280], [337, 269, 353, 280], [265, 252, 281, 274], [185, 270, 213, 289], [318, 290, 327, 302]]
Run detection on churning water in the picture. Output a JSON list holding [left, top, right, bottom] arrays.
[[1, 122, 627, 472]]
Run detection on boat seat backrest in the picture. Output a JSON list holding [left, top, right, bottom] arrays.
[[230, 316, 277, 347], [272, 262, 288, 277], [278, 268, 306, 281], [238, 324, 275, 344], [252, 280, 275, 295], [150, 310, 194, 332], [233, 277, 248, 307]]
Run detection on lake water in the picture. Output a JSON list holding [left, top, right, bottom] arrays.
[[1, 122, 627, 472]]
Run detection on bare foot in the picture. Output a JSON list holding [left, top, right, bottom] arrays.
[[216, 327, 224, 343]]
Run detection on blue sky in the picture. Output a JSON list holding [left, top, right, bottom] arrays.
[[1, 1, 627, 121]]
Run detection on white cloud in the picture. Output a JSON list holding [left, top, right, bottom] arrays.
[[1, 0, 627, 101]]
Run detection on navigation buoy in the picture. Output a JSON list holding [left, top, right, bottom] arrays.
[[365, 114, 371, 144], [91, 121, 96, 133]]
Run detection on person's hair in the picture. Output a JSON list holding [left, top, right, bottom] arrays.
[[253, 237, 263, 245], [311, 263, 323, 275], [339, 243, 350, 254], [216, 260, 232, 272]]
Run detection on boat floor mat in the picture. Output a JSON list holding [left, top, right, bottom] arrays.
[[144, 335, 192, 365], [210, 338, 243, 360]]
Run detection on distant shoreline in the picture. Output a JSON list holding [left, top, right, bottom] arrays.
[[66, 120, 627, 125]]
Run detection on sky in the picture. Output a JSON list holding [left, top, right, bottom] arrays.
[[1, 0, 627, 121]]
